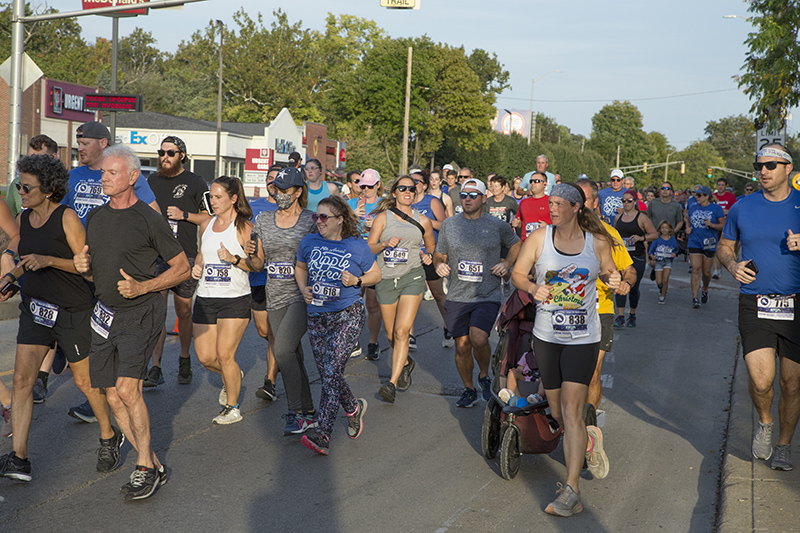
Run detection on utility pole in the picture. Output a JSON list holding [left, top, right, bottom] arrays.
[[401, 46, 412, 175], [109, 15, 119, 141], [616, 145, 620, 168], [214, 20, 223, 179]]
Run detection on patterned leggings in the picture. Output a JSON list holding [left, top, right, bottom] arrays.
[[307, 301, 366, 439]]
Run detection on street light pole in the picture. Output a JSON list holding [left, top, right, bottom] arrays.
[[215, 20, 223, 179], [528, 69, 563, 146], [664, 150, 677, 182]]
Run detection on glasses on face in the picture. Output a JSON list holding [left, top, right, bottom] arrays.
[[157, 149, 180, 157], [306, 166, 320, 171], [694, 193, 706, 197], [753, 161, 790, 171], [745, 188, 754, 192], [311, 213, 340, 223], [396, 185, 414, 192], [360, 183, 377, 189], [15, 183, 41, 194], [531, 179, 544, 184], [460, 191, 482, 200], [610, 178, 622, 182], [661, 186, 672, 191], [621, 198, 635, 203], [458, 175, 470, 180], [413, 179, 422, 184]]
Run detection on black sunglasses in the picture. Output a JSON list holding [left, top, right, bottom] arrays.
[[610, 178, 622, 182], [157, 149, 180, 157], [359, 183, 377, 189], [660, 186, 672, 190], [460, 191, 482, 200], [753, 161, 790, 171], [311, 213, 340, 223], [745, 187, 754, 191], [396, 185, 414, 192], [15, 183, 41, 194], [531, 179, 545, 184], [694, 193, 707, 197], [621, 198, 635, 203]]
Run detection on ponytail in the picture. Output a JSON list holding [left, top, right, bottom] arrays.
[[213, 176, 253, 233]]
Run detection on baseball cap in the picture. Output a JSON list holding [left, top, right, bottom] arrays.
[[460, 178, 486, 195], [272, 167, 305, 189], [76, 121, 112, 144], [357, 169, 380, 186], [695, 186, 713, 196], [288, 151, 301, 164], [610, 168, 624, 179], [442, 164, 454, 171]]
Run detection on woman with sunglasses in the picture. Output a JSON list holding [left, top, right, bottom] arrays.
[[295, 196, 381, 455], [341, 170, 362, 201], [192, 176, 262, 425], [367, 176, 436, 403], [684, 186, 725, 308], [512, 183, 619, 517], [252, 167, 319, 435], [613, 190, 656, 327]]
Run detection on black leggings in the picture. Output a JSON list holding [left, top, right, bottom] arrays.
[[615, 255, 646, 311]]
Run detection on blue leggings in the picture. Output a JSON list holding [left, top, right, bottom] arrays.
[[307, 301, 366, 439]]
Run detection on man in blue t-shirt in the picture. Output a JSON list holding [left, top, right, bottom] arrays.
[[718, 143, 800, 471], [598, 168, 628, 225]]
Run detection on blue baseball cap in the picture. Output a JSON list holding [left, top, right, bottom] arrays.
[[272, 167, 305, 189]]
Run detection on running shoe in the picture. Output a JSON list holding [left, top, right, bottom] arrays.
[[282, 412, 302, 436], [97, 425, 125, 472], [712, 269, 720, 280], [456, 388, 478, 408], [68, 400, 97, 423], [213, 405, 243, 425], [301, 430, 330, 455], [366, 343, 380, 361], [121, 463, 168, 493], [1, 406, 11, 438], [692, 298, 700, 309], [0, 451, 31, 482], [658, 295, 666, 304], [688, 265, 692, 273], [143, 366, 164, 388], [701, 291, 709, 304], [649, 268, 656, 281], [219, 369, 244, 406], [178, 357, 192, 384], [585, 425, 609, 479], [255, 378, 278, 401], [752, 421, 774, 460], [771, 444, 793, 471], [478, 375, 492, 401], [613, 315, 625, 328], [545, 483, 582, 517], [397, 356, 415, 392], [423, 289, 434, 301], [346, 399, 368, 439], [408, 335, 417, 351], [301, 411, 319, 432], [626, 315, 636, 328], [442, 330, 454, 348], [379, 382, 396, 403], [123, 465, 159, 500], [32, 377, 47, 404], [350, 344, 363, 358]]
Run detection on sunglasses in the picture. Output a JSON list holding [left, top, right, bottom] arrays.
[[753, 161, 790, 171], [311, 213, 340, 223], [15, 183, 41, 194], [661, 186, 672, 191], [745, 188, 754, 191], [610, 178, 622, 182], [460, 191, 482, 200], [694, 193, 707, 197], [157, 149, 180, 157], [531, 179, 545, 184], [396, 185, 414, 192], [458, 175, 470, 179], [621, 198, 635, 203], [359, 183, 377, 189]]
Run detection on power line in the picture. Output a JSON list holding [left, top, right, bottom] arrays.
[[493, 88, 740, 104]]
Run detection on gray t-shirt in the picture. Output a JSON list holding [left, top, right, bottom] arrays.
[[647, 199, 683, 230], [437, 213, 520, 303], [255, 209, 317, 311]]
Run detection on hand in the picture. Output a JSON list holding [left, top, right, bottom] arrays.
[[354, 200, 366, 218], [686, 226, 692, 235], [167, 206, 184, 221], [732, 260, 757, 284], [511, 218, 521, 228], [385, 237, 401, 249], [704, 219, 711, 228], [217, 243, 234, 263], [435, 262, 451, 278], [341, 271, 358, 287], [529, 283, 552, 302], [420, 252, 433, 265], [615, 279, 630, 296], [191, 262, 203, 280], [19, 254, 49, 272], [74, 245, 92, 274], [302, 286, 314, 304], [605, 269, 621, 290], [117, 269, 144, 299], [244, 238, 257, 256], [490, 261, 508, 278], [788, 229, 800, 252], [671, 253, 676, 258]]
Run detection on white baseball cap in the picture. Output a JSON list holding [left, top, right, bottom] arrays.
[[610, 168, 624, 179], [461, 178, 486, 195]]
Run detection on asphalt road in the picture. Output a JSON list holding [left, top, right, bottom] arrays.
[[0, 261, 741, 532]]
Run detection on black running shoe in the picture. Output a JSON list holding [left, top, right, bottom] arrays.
[[396, 356, 415, 392], [255, 378, 278, 401], [123, 465, 159, 500], [178, 357, 192, 384], [701, 291, 709, 304], [121, 463, 167, 494], [366, 343, 380, 361], [379, 382, 396, 403], [301, 430, 329, 455], [143, 366, 164, 388], [0, 451, 31, 481], [97, 425, 125, 472]]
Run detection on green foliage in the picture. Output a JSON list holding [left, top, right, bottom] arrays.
[[672, 141, 726, 191], [739, 1, 800, 130], [704, 114, 755, 175], [587, 100, 656, 167]]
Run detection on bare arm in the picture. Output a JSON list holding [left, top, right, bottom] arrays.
[[717, 236, 755, 284]]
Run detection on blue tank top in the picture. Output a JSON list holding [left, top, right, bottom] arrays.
[[307, 182, 332, 211], [412, 194, 441, 249]]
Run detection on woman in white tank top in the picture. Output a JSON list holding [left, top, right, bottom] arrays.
[[191, 177, 264, 425], [511, 183, 620, 517]]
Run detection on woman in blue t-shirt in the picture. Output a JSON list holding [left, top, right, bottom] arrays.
[[295, 196, 381, 455], [685, 186, 725, 308]]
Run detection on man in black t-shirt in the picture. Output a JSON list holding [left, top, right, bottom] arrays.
[[144, 136, 209, 387], [75, 144, 189, 500]]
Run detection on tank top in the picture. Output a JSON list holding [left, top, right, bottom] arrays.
[[533, 225, 601, 344], [197, 216, 250, 298], [19, 204, 93, 312], [412, 194, 440, 244], [615, 212, 646, 258], [307, 182, 332, 211], [377, 209, 424, 279]]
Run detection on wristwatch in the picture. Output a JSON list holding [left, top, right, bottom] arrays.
[[355, 277, 363, 288], [233, 255, 242, 266], [183, 211, 189, 220]]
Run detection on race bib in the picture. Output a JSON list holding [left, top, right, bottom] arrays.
[[30, 298, 58, 328], [383, 247, 409, 267], [525, 222, 540, 237], [267, 261, 294, 280], [169, 219, 178, 237], [457, 260, 483, 282], [489, 207, 506, 221], [204, 263, 231, 286], [757, 295, 795, 321], [90, 301, 115, 339], [551, 309, 589, 339], [623, 237, 636, 251], [654, 251, 667, 260], [703, 237, 716, 251], [311, 282, 340, 306]]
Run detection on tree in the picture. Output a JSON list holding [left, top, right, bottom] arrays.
[[704, 114, 755, 174], [738, 1, 800, 130], [586, 101, 656, 167], [673, 141, 726, 191]]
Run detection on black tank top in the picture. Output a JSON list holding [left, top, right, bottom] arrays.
[[19, 204, 93, 311], [615, 212, 646, 257]]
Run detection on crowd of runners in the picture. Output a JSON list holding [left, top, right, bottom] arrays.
[[0, 123, 796, 516]]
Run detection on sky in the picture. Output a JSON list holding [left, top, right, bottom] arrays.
[[45, 0, 795, 151]]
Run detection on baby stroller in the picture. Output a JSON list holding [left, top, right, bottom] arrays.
[[482, 289, 594, 480]]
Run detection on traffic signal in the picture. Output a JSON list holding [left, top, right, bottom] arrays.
[[680, 163, 685, 174], [707, 168, 712, 179], [643, 162, 647, 173]]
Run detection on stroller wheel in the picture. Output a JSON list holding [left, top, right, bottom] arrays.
[[481, 399, 502, 459], [491, 328, 509, 376], [583, 403, 597, 427], [500, 425, 522, 480]]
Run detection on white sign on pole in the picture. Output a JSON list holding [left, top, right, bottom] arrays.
[[756, 125, 787, 152], [0, 53, 43, 91]]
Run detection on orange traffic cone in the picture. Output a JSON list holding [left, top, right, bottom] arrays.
[[166, 317, 179, 336]]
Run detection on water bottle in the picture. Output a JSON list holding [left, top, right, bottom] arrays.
[[528, 393, 544, 405], [509, 395, 529, 408]]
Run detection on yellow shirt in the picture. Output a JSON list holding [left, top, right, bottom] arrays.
[[597, 222, 633, 315]]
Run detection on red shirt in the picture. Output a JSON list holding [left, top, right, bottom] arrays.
[[714, 191, 737, 212], [516, 195, 552, 241]]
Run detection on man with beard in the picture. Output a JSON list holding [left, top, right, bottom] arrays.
[[143, 136, 209, 387], [598, 168, 628, 226]]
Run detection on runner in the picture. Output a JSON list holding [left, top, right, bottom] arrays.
[[341, 170, 362, 200], [367, 176, 436, 403], [483, 175, 519, 225], [253, 167, 319, 435], [598, 169, 628, 225], [295, 196, 381, 455], [428, 170, 454, 217], [511, 182, 619, 516], [434, 178, 520, 407], [513, 171, 552, 242], [613, 190, 656, 327], [305, 158, 339, 211], [685, 186, 725, 308], [648, 221, 679, 303], [718, 144, 800, 470], [192, 177, 262, 425]]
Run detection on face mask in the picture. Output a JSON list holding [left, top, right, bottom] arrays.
[[275, 192, 294, 210]]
